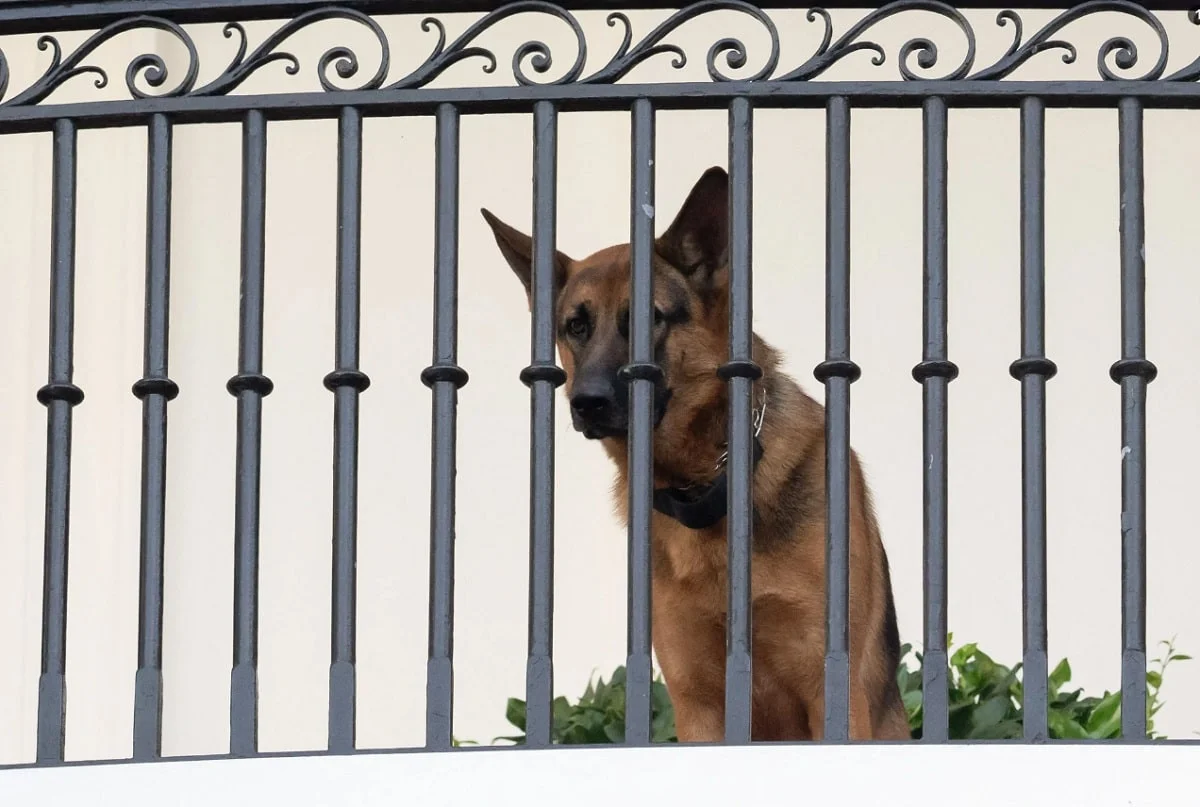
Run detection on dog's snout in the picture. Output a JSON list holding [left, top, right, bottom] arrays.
[[568, 371, 629, 439], [570, 381, 616, 417]]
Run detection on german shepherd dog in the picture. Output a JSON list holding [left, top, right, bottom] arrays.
[[482, 166, 909, 742]]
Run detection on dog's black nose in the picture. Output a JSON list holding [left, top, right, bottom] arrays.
[[570, 380, 616, 418], [570, 391, 613, 416]]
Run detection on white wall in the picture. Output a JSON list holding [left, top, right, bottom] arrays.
[[2, 7, 1200, 763], [6, 744, 1200, 806]]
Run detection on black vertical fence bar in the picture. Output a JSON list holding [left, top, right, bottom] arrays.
[[1114, 96, 1153, 741], [36, 117, 82, 765], [622, 97, 656, 747], [324, 106, 369, 753], [1012, 97, 1055, 743], [520, 99, 564, 748], [227, 108, 272, 757], [720, 96, 757, 745], [814, 96, 855, 743], [913, 97, 956, 743], [422, 102, 468, 751], [132, 112, 178, 761]]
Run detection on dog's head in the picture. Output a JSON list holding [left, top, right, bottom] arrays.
[[482, 166, 732, 446]]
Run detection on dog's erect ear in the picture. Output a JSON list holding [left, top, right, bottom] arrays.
[[656, 166, 729, 294], [480, 208, 572, 300]]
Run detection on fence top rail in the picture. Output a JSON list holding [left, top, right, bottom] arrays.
[[0, 0, 1194, 137], [2, 78, 1200, 137], [1, 0, 1198, 117], [2, 0, 1198, 110], [0, 0, 1183, 34]]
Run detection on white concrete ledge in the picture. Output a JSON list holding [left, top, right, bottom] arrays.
[[2, 743, 1197, 806]]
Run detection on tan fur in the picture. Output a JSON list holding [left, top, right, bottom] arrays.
[[482, 167, 909, 743]]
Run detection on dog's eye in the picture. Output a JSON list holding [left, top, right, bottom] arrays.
[[653, 307, 665, 325], [566, 315, 589, 340]]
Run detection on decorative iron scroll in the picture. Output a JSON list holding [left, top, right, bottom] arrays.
[[0, 0, 1198, 107]]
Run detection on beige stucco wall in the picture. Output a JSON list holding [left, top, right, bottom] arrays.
[[3, 8, 1200, 763]]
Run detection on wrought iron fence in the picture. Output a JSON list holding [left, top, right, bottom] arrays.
[[0, 0, 1188, 769]]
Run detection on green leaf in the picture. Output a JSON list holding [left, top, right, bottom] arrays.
[[650, 681, 672, 710], [1048, 658, 1072, 695], [1147, 671, 1162, 689], [902, 689, 923, 719], [505, 698, 527, 732], [651, 707, 676, 743], [1048, 710, 1090, 740], [967, 695, 1010, 737], [1085, 692, 1122, 739], [969, 719, 1023, 740], [950, 642, 978, 669]]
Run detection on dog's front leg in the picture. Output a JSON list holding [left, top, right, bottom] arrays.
[[671, 693, 726, 744], [651, 582, 728, 744], [802, 684, 876, 741]]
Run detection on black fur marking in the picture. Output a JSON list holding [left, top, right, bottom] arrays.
[[618, 302, 686, 343], [663, 301, 690, 326], [753, 439, 821, 553], [654, 336, 666, 370]]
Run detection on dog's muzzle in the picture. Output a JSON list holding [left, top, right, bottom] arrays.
[[569, 380, 672, 440]]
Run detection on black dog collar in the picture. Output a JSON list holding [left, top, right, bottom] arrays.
[[652, 436, 765, 530]]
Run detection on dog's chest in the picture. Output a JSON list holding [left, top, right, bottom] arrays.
[[652, 515, 729, 591]]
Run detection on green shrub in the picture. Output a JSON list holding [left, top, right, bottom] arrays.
[[495, 666, 678, 745], [900, 634, 1189, 740], [484, 636, 1188, 745]]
